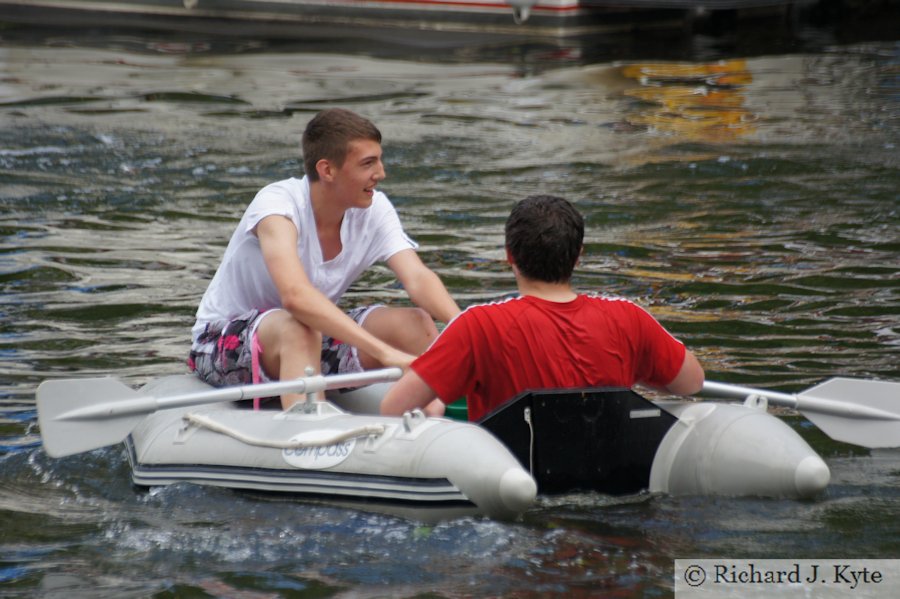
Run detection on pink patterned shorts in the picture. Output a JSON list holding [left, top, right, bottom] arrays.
[[188, 305, 380, 388]]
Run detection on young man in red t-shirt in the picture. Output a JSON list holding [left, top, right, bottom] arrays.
[[381, 195, 704, 421]]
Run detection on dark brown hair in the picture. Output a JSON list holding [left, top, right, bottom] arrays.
[[301, 108, 382, 181], [505, 195, 584, 283]]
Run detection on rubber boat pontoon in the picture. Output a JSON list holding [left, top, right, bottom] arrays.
[[124, 374, 537, 522]]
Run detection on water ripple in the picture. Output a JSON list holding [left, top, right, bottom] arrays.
[[0, 29, 898, 598]]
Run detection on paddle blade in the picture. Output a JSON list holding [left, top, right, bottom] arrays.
[[800, 378, 900, 449], [37, 377, 146, 457]]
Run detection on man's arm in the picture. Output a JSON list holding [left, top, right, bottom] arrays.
[[661, 349, 705, 396], [381, 369, 445, 417], [386, 249, 460, 323], [257, 215, 414, 369]]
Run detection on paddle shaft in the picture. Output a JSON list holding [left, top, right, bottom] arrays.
[[703, 381, 796, 405], [57, 368, 402, 422], [702, 380, 900, 421]]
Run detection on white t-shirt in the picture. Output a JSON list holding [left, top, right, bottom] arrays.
[[192, 176, 417, 343]]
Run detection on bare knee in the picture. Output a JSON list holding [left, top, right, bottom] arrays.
[[257, 312, 320, 378], [281, 317, 319, 347], [409, 307, 438, 341], [385, 307, 437, 354], [360, 306, 438, 361]]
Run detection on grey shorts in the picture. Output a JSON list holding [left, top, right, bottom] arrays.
[[188, 305, 382, 388]]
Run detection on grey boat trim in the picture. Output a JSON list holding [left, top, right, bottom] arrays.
[[125, 435, 476, 507]]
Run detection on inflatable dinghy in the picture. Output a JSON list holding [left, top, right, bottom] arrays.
[[36, 368, 897, 521]]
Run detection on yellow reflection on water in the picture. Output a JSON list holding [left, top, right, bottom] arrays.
[[621, 60, 757, 141]]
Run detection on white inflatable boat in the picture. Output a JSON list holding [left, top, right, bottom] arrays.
[[36, 369, 898, 522]]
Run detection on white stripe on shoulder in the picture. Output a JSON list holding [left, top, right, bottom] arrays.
[[443, 294, 524, 328], [583, 291, 637, 304], [583, 292, 684, 345]]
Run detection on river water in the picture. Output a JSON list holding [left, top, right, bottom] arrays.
[[1, 16, 898, 597]]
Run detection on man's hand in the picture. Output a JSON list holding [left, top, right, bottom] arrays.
[[377, 346, 417, 371], [381, 369, 440, 416]]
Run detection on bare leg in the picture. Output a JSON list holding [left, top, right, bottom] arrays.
[[356, 306, 438, 370], [357, 307, 445, 416], [255, 310, 321, 409]]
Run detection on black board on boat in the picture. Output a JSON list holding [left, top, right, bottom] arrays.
[[479, 388, 679, 495]]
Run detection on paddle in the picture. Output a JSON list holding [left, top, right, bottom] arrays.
[[36, 368, 402, 458], [701, 378, 900, 449]]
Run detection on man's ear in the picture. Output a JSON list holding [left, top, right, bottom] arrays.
[[505, 247, 521, 276], [315, 158, 335, 182]]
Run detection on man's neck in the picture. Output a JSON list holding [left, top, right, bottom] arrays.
[[516, 277, 578, 303], [309, 180, 344, 231]]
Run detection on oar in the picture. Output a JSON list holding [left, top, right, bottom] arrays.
[[701, 378, 900, 449], [36, 368, 402, 458]]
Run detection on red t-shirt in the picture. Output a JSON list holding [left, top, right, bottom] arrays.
[[411, 294, 687, 421]]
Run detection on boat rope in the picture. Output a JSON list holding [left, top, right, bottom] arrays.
[[182, 413, 386, 449], [523, 406, 535, 476]]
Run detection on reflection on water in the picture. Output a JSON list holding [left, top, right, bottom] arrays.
[[622, 60, 756, 141], [1, 23, 898, 597]]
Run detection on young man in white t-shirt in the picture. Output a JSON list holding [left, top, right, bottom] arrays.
[[190, 108, 460, 409]]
